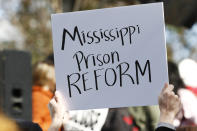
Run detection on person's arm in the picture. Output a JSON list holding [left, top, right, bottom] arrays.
[[155, 83, 181, 131], [48, 91, 68, 131]]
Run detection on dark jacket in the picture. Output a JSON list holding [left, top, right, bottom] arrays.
[[155, 126, 175, 131], [101, 108, 139, 131], [15, 119, 42, 131]]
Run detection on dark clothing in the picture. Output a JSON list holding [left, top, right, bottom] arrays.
[[128, 106, 160, 131], [155, 126, 175, 131], [101, 108, 139, 131], [15, 119, 42, 131]]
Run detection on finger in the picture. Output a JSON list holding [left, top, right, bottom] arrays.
[[55, 90, 61, 96], [48, 98, 57, 116], [165, 84, 174, 93], [55, 91, 62, 102], [55, 91, 69, 111], [54, 91, 61, 102], [162, 83, 169, 93], [174, 94, 179, 99], [55, 91, 64, 104], [49, 97, 57, 106]]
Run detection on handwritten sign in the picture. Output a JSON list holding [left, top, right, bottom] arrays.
[[51, 2, 168, 110]]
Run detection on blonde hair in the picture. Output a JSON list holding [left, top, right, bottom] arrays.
[[0, 113, 20, 131], [33, 61, 56, 91]]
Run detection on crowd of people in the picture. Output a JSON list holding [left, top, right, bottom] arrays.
[[0, 54, 197, 131]]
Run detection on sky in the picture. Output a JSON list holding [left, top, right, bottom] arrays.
[[0, 0, 20, 18]]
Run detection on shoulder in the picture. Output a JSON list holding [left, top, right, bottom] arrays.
[[15, 119, 42, 131], [32, 86, 52, 102], [155, 122, 175, 131], [155, 126, 175, 131]]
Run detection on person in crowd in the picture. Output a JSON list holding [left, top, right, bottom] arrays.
[[15, 119, 43, 131], [0, 111, 20, 131], [48, 83, 181, 131], [128, 101, 159, 131], [32, 60, 56, 131], [101, 107, 139, 131], [172, 59, 197, 126], [128, 61, 183, 131], [168, 61, 185, 95], [0, 106, 42, 131]]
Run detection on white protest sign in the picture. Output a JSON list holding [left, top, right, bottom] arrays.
[[51, 2, 168, 110]]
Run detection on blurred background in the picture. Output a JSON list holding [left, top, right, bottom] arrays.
[[0, 0, 197, 130], [0, 0, 197, 63]]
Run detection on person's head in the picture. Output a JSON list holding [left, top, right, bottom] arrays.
[[0, 113, 20, 131], [33, 61, 56, 92], [168, 61, 185, 94], [45, 53, 54, 65], [178, 59, 197, 87]]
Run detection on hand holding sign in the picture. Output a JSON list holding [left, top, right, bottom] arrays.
[[158, 83, 181, 125], [48, 91, 68, 131], [51, 3, 168, 110]]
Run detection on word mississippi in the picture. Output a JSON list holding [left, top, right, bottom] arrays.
[[61, 25, 140, 50]]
